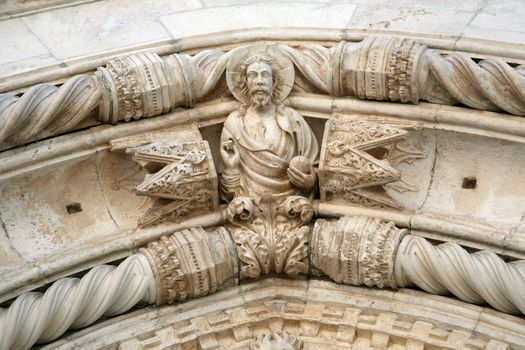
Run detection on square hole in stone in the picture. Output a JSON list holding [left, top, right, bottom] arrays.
[[462, 177, 477, 189], [66, 203, 82, 214]]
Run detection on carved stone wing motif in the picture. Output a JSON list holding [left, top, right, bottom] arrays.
[[129, 141, 219, 226], [319, 118, 408, 209]]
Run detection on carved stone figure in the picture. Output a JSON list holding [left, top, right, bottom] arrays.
[[250, 330, 303, 350], [220, 46, 319, 203]]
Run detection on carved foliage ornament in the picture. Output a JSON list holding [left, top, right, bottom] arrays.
[[319, 117, 409, 209], [226, 195, 312, 279]]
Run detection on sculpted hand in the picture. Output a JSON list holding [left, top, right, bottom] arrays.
[[220, 140, 240, 170], [287, 156, 317, 191]]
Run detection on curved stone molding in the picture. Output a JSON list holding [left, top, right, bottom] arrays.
[[426, 50, 525, 115], [311, 216, 406, 288], [3, 28, 524, 95], [141, 226, 238, 305], [37, 279, 523, 350], [2, 214, 525, 348], [395, 235, 525, 315], [0, 74, 101, 148], [2, 35, 525, 149], [0, 253, 156, 350], [313, 216, 525, 316]]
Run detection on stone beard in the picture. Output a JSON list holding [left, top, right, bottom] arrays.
[[220, 55, 318, 202]]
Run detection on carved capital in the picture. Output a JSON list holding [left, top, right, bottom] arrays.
[[97, 52, 177, 123], [341, 36, 426, 102], [141, 227, 238, 305], [311, 216, 407, 289]]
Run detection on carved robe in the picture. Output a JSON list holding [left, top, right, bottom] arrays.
[[220, 106, 318, 202]]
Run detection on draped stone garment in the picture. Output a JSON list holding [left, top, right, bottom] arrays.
[[220, 106, 318, 202]]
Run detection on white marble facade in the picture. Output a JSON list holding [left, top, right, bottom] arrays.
[[1, 1, 525, 349]]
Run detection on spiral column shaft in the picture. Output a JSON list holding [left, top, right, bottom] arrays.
[[395, 235, 525, 315], [0, 227, 238, 350], [0, 74, 101, 147], [425, 50, 525, 115], [0, 253, 156, 350]]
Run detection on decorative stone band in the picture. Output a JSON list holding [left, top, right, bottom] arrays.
[[141, 226, 238, 305], [339, 36, 425, 103], [425, 50, 525, 115], [311, 216, 407, 289], [395, 235, 525, 315], [250, 330, 303, 350], [2, 36, 525, 148], [97, 52, 179, 124], [0, 253, 156, 350]]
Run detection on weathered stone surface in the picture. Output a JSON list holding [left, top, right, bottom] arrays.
[[1, 4, 525, 350]]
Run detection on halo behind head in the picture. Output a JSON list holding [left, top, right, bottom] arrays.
[[227, 44, 294, 104]]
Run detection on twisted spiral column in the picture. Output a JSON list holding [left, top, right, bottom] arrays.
[[395, 235, 525, 315], [425, 50, 525, 116], [0, 74, 101, 147], [0, 253, 156, 350]]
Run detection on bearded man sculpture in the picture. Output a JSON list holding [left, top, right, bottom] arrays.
[[220, 49, 319, 202]]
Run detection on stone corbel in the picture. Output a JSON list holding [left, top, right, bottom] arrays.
[[1, 36, 525, 148]]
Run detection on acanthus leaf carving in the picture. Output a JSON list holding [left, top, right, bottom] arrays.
[[226, 195, 311, 279]]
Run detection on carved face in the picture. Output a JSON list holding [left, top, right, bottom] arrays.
[[250, 331, 302, 350], [246, 61, 273, 107]]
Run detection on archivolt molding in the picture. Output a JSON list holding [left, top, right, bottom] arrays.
[[2, 218, 525, 349], [1, 30, 525, 350], [2, 27, 525, 95], [1, 34, 525, 149], [37, 279, 525, 350]]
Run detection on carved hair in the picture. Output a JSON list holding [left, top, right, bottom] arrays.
[[237, 54, 284, 115], [249, 330, 303, 350]]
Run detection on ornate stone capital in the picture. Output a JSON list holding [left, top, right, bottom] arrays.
[[141, 227, 238, 305], [311, 216, 407, 289], [97, 52, 178, 123]]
